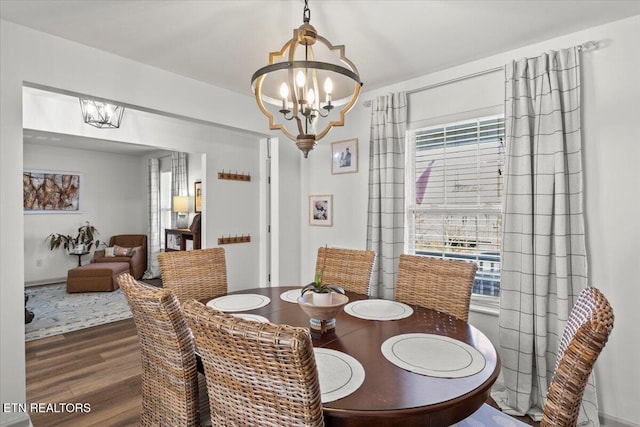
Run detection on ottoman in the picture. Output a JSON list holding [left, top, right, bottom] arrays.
[[67, 262, 130, 293]]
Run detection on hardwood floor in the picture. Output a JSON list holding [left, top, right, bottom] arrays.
[[26, 319, 142, 426], [26, 318, 539, 426]]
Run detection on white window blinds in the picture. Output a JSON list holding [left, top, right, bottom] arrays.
[[407, 115, 505, 296]]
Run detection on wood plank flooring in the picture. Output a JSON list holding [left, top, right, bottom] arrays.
[[26, 319, 142, 427], [26, 317, 539, 426]]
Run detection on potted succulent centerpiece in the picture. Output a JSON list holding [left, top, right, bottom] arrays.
[[46, 221, 102, 254], [301, 271, 345, 306], [298, 268, 349, 336], [301, 245, 345, 305], [297, 245, 350, 335]]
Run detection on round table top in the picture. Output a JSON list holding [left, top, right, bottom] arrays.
[[207, 286, 500, 427]]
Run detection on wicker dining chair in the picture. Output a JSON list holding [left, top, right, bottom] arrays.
[[117, 273, 210, 426], [315, 246, 376, 295], [158, 247, 227, 304], [182, 299, 325, 427], [394, 254, 477, 322], [458, 286, 615, 427]]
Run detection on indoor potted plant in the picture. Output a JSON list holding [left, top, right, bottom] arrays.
[[46, 221, 102, 253], [298, 247, 349, 335], [301, 271, 345, 305], [300, 246, 345, 305]]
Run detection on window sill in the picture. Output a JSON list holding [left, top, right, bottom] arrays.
[[470, 295, 499, 316]]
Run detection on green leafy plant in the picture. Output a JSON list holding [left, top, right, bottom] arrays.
[[301, 276, 345, 296], [301, 245, 345, 296], [46, 221, 102, 252]]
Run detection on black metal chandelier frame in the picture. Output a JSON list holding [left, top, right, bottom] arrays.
[[251, 0, 362, 157]]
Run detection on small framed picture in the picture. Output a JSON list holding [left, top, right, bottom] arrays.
[[309, 194, 333, 226], [331, 138, 358, 174], [194, 180, 202, 213]]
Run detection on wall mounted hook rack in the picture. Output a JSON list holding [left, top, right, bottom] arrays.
[[218, 170, 251, 181], [218, 234, 251, 245]]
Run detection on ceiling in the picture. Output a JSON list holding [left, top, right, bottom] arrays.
[[23, 129, 164, 156], [5, 1, 640, 155], [2, 1, 640, 96]]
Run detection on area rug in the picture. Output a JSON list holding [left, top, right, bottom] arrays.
[[25, 283, 133, 342]]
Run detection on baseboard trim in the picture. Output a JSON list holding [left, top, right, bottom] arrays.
[[600, 412, 640, 427], [0, 412, 31, 427], [25, 278, 66, 287]]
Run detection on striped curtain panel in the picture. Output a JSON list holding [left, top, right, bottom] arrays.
[[366, 92, 407, 299], [142, 158, 161, 279], [171, 152, 188, 227], [493, 47, 597, 425]]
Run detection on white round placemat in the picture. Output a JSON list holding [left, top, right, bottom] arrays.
[[231, 313, 270, 323], [280, 289, 302, 303], [381, 333, 486, 378], [206, 294, 270, 312], [314, 348, 365, 403], [344, 299, 414, 321]]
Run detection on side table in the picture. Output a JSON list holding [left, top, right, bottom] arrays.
[[70, 250, 90, 267]]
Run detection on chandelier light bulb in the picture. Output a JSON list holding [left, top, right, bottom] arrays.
[[280, 82, 290, 99], [307, 88, 315, 105], [324, 77, 333, 103], [296, 71, 306, 88], [280, 82, 290, 109]]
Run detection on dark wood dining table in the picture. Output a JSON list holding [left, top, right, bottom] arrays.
[[203, 286, 500, 427]]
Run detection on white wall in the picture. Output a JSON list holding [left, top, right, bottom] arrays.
[[1, 20, 284, 427], [277, 138, 304, 285], [22, 86, 265, 291], [299, 123, 371, 280], [302, 15, 640, 426], [23, 144, 146, 284], [204, 140, 261, 292], [3, 11, 639, 427]]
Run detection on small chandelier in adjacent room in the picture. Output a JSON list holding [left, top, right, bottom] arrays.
[[251, 0, 362, 158], [79, 98, 125, 129]]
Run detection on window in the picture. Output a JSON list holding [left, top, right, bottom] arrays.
[[160, 171, 172, 248], [406, 115, 505, 297]]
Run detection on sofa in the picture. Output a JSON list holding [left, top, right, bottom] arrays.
[[91, 234, 147, 279]]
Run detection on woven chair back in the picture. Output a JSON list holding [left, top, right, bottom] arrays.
[[315, 247, 376, 295], [395, 254, 477, 322], [117, 273, 201, 426], [541, 287, 614, 427], [158, 248, 227, 303], [182, 300, 325, 427]]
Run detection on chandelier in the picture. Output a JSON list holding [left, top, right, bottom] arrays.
[[251, 0, 362, 158], [79, 98, 125, 129]]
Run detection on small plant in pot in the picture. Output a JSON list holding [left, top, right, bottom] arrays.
[[301, 259, 345, 307], [46, 221, 102, 254]]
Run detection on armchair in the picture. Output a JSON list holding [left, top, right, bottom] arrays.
[[91, 234, 147, 279]]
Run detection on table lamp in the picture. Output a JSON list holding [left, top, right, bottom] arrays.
[[173, 195, 189, 229]]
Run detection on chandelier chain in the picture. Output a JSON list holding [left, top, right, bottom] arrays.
[[303, 0, 311, 23]]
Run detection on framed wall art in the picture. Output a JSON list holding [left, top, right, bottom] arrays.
[[23, 169, 83, 214], [331, 138, 358, 174], [309, 194, 333, 226], [194, 180, 202, 213]]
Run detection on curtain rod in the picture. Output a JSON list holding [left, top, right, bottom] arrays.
[[362, 40, 596, 107]]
